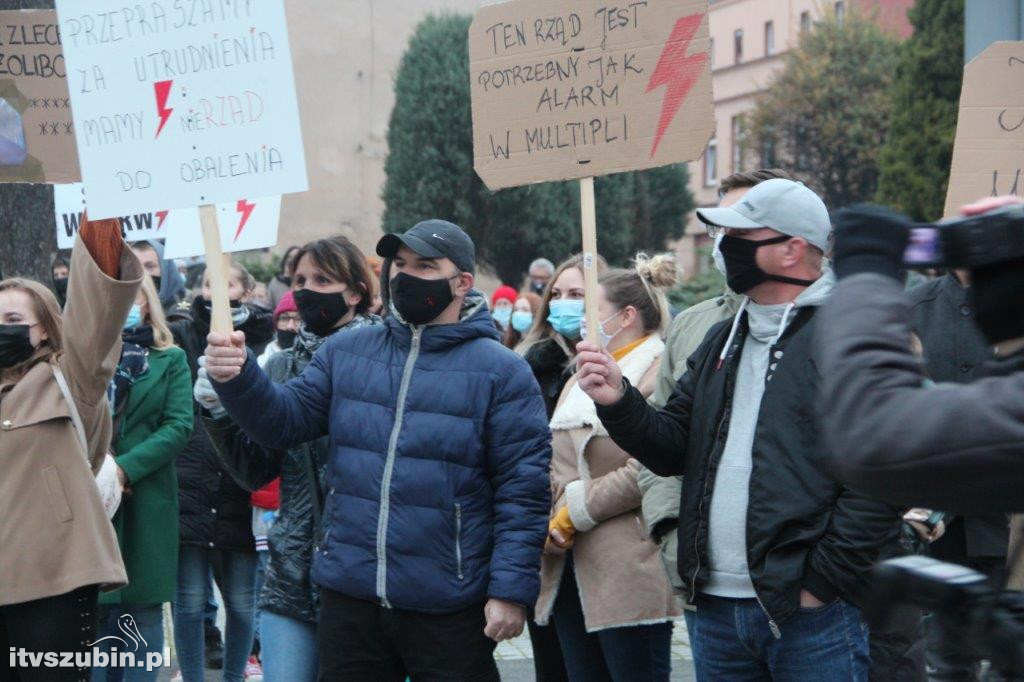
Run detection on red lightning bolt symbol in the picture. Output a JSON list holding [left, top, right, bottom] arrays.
[[645, 13, 708, 158], [234, 199, 255, 242], [155, 210, 169, 230], [154, 80, 174, 139]]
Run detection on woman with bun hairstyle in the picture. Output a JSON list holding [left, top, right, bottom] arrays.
[[0, 220, 143, 681], [535, 254, 682, 682]]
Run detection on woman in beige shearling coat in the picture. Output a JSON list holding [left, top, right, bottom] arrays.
[[0, 220, 142, 681], [536, 255, 681, 682]]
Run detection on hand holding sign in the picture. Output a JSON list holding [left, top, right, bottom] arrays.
[[204, 330, 247, 383]]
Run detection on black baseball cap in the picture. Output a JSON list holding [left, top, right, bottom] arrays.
[[376, 219, 476, 274]]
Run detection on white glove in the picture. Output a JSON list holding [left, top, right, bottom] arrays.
[[194, 357, 227, 419]]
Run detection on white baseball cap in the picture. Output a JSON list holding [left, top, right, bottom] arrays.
[[696, 179, 831, 252]]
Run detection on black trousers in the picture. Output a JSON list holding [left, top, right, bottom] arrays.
[[317, 588, 499, 682], [0, 585, 99, 682]]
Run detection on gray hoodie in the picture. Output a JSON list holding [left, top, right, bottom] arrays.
[[703, 269, 835, 598]]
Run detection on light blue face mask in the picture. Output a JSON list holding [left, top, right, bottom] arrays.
[[547, 299, 584, 340], [124, 304, 142, 330], [511, 311, 534, 333], [493, 307, 512, 329]]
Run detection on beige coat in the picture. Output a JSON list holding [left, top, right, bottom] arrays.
[[535, 334, 681, 631], [0, 237, 141, 606]]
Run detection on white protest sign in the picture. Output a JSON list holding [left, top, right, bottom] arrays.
[[54, 181, 194, 248], [163, 195, 280, 259], [55, 0, 308, 219]]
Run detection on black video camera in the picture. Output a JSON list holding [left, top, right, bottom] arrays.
[[903, 204, 1024, 269], [869, 556, 1024, 676]]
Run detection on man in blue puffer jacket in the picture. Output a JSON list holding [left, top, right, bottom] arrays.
[[204, 220, 552, 680]]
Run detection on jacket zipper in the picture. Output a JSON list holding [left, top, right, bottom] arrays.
[[755, 593, 781, 639], [454, 503, 464, 581], [375, 327, 422, 608]]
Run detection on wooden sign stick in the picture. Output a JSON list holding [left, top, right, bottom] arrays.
[[580, 177, 601, 346], [199, 204, 234, 336]]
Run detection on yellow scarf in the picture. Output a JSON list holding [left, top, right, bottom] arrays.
[[612, 335, 651, 361]]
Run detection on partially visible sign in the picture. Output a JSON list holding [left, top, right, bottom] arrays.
[[945, 42, 1024, 216], [469, 0, 714, 190], [55, 0, 308, 218], [163, 195, 281, 259], [54, 182, 186, 248], [0, 10, 80, 184]]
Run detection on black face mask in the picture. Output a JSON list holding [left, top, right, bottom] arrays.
[[0, 324, 36, 369], [276, 328, 298, 350], [390, 272, 456, 326], [719, 235, 818, 294], [195, 297, 242, 323], [294, 288, 349, 337], [53, 277, 68, 307], [151, 275, 162, 293], [971, 257, 1024, 345]]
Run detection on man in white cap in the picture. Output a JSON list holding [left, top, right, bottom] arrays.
[[572, 179, 900, 680]]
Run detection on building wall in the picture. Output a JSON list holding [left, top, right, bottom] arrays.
[[678, 0, 913, 277]]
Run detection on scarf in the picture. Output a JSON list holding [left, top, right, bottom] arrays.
[[291, 314, 382, 373], [107, 327, 152, 423]]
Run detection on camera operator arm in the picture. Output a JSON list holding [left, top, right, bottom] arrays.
[[817, 273, 1024, 513]]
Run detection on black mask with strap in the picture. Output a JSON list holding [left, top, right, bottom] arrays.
[[719, 234, 818, 294]]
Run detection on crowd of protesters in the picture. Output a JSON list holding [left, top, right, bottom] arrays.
[[0, 169, 1015, 682]]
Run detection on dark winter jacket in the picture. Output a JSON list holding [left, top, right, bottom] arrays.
[[170, 297, 274, 552], [596, 305, 900, 628], [212, 293, 552, 613], [522, 337, 573, 419], [908, 274, 1009, 559], [819, 273, 1024, 513], [205, 316, 380, 623]]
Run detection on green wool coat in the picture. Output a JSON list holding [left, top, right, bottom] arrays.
[[100, 344, 193, 606]]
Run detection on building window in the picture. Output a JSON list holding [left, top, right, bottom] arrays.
[[709, 37, 715, 69], [760, 132, 776, 168], [731, 116, 746, 173], [800, 11, 811, 35], [704, 139, 718, 186], [734, 29, 743, 64], [835, 1, 846, 26], [764, 21, 775, 56]]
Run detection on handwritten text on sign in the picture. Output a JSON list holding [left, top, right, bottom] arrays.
[[469, 0, 713, 190], [945, 42, 1024, 217], [55, 0, 307, 219]]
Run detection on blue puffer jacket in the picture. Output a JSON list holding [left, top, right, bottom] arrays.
[[214, 293, 552, 613]]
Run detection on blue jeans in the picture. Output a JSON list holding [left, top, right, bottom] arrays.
[[552, 556, 672, 681], [260, 611, 317, 682], [91, 603, 165, 682], [173, 547, 257, 682], [254, 551, 269, 647], [690, 594, 870, 681]]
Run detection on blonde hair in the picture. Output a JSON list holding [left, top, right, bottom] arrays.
[[515, 253, 608, 358], [0, 277, 65, 383], [599, 252, 680, 336], [139, 274, 175, 350]]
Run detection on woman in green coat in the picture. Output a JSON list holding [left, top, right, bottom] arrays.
[[93, 275, 193, 682]]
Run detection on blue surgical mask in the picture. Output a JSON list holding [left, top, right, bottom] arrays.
[[547, 299, 584, 340], [124, 304, 142, 330], [511, 311, 534, 333], [493, 307, 512, 329]]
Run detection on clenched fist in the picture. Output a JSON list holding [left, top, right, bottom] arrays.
[[575, 341, 624, 406], [205, 330, 247, 383]]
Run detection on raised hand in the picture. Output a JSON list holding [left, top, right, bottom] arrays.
[[78, 214, 123, 279], [204, 330, 247, 383], [575, 341, 624, 406]]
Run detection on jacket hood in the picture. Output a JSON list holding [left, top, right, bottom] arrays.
[[386, 289, 500, 351]]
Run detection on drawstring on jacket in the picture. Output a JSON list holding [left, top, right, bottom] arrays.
[[716, 297, 749, 370]]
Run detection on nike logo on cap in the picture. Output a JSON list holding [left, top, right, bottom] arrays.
[[432, 233, 446, 240]]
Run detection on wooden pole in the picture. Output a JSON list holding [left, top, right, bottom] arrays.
[[199, 204, 234, 336], [579, 177, 601, 346]]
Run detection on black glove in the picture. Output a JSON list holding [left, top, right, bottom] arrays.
[[831, 204, 912, 281]]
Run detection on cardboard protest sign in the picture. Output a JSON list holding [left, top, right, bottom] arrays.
[[945, 42, 1024, 217], [54, 182, 199, 249], [0, 10, 80, 184], [55, 0, 308, 219], [163, 195, 281, 260], [469, 0, 713, 190]]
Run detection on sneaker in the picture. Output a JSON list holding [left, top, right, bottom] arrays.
[[244, 656, 264, 681], [204, 623, 224, 670]]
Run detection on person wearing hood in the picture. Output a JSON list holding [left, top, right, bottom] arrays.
[[51, 255, 70, 308], [194, 236, 382, 681], [131, 240, 187, 312], [576, 179, 900, 681], [168, 261, 273, 682], [203, 220, 551, 680]]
